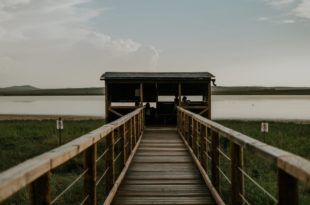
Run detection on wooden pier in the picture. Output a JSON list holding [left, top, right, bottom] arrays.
[[1, 72, 310, 205], [112, 128, 215, 205]]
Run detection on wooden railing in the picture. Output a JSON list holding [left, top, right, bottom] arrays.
[[0, 107, 144, 205], [177, 107, 310, 205]]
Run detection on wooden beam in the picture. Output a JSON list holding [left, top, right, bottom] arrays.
[[211, 131, 219, 191], [207, 81, 211, 119], [231, 143, 244, 205], [108, 108, 123, 118], [278, 169, 298, 205], [30, 172, 50, 205], [84, 144, 97, 205], [178, 83, 182, 106], [105, 82, 111, 122], [140, 83, 143, 105]]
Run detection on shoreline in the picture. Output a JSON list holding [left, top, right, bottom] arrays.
[[0, 114, 105, 121]]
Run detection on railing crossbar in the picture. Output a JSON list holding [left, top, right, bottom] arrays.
[[96, 167, 109, 186], [80, 195, 89, 205], [217, 148, 231, 162], [240, 193, 251, 205], [238, 167, 278, 203], [217, 166, 231, 185], [96, 148, 109, 163], [51, 169, 88, 204]]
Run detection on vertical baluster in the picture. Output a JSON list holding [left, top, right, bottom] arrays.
[[192, 119, 197, 153], [30, 172, 51, 205], [84, 144, 97, 205], [129, 119, 133, 151], [231, 143, 244, 205], [121, 124, 126, 167], [278, 169, 298, 205], [133, 115, 137, 145], [106, 131, 115, 195], [200, 125, 207, 170], [211, 131, 220, 191]]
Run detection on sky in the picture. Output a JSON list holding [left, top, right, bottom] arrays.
[[0, 0, 309, 88]]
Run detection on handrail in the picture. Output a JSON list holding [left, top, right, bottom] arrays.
[[177, 106, 310, 205], [0, 107, 144, 205]]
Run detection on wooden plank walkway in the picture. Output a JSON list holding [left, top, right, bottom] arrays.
[[112, 127, 215, 205]]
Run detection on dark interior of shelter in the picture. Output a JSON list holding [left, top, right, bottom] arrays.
[[101, 72, 214, 125]]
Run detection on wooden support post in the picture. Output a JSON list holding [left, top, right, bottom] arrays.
[[192, 120, 198, 156], [133, 115, 137, 145], [231, 143, 244, 205], [30, 172, 51, 205], [207, 81, 212, 119], [105, 82, 111, 122], [211, 131, 220, 191], [106, 131, 115, 194], [200, 126, 207, 170], [129, 119, 133, 151], [278, 169, 298, 205], [84, 144, 97, 205], [140, 83, 143, 106], [122, 124, 127, 166], [178, 83, 182, 106]]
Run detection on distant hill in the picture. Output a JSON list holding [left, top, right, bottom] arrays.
[[0, 85, 39, 91], [1, 85, 310, 96], [0, 86, 104, 96], [212, 86, 310, 95]]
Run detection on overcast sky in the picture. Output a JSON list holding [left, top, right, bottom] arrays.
[[0, 0, 309, 88]]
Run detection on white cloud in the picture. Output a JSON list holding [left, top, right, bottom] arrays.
[[264, 0, 295, 8], [0, 0, 160, 87], [292, 0, 310, 19], [257, 17, 269, 21], [282, 19, 295, 23]]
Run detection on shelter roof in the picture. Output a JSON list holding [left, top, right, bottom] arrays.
[[101, 72, 215, 81]]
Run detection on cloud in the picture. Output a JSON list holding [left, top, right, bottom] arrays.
[[257, 17, 269, 21], [292, 0, 310, 19], [282, 19, 296, 23], [0, 0, 159, 87], [264, 0, 295, 8]]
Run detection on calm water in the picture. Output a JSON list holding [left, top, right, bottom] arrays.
[[0, 95, 310, 120]]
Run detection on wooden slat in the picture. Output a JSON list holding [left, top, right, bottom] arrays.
[[111, 128, 216, 205]]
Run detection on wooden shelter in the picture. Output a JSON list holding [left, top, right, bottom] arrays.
[[101, 72, 215, 123]]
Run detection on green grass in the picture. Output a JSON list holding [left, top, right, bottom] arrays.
[[217, 120, 310, 159], [0, 120, 309, 204], [0, 120, 105, 205], [0, 120, 104, 172], [216, 120, 310, 205]]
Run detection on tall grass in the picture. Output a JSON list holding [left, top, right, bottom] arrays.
[[0, 120, 104, 172], [216, 120, 310, 205]]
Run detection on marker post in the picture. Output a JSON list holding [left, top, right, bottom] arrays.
[[56, 118, 64, 145]]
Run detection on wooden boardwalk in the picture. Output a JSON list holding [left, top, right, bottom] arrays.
[[112, 128, 215, 205]]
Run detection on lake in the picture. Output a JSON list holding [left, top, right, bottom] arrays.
[[0, 95, 310, 120]]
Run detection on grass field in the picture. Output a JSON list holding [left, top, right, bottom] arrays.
[[0, 120, 309, 204], [216, 120, 310, 205], [0, 120, 104, 172]]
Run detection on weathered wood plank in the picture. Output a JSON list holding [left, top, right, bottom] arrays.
[[111, 128, 215, 205]]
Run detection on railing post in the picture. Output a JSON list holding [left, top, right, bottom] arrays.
[[30, 172, 51, 205], [129, 119, 133, 151], [192, 119, 197, 154], [188, 117, 192, 146], [106, 131, 115, 195], [231, 143, 244, 205], [211, 131, 220, 191], [200, 125, 207, 170], [133, 115, 137, 144], [122, 124, 127, 166], [84, 144, 97, 205], [278, 169, 298, 205]]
